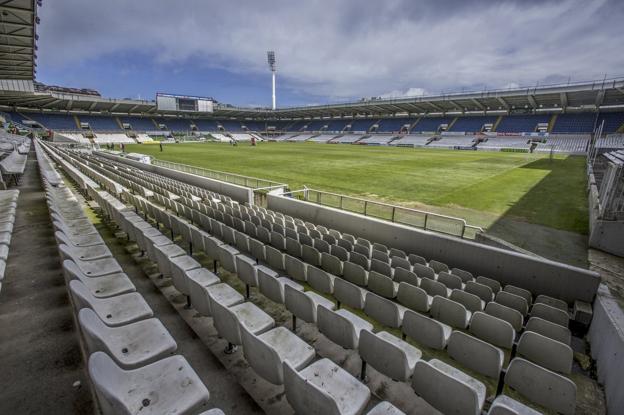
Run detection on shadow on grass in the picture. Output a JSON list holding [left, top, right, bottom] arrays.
[[486, 156, 589, 267]]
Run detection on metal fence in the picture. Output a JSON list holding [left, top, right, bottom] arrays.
[[152, 159, 286, 191], [290, 188, 483, 239]]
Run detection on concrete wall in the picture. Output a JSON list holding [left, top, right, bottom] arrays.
[[95, 151, 253, 204], [268, 194, 600, 304], [588, 169, 624, 257], [588, 284, 624, 415]]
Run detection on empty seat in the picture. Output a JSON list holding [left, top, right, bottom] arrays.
[[525, 316, 571, 345], [284, 254, 307, 282], [372, 249, 389, 263], [495, 291, 529, 316], [285, 284, 336, 329], [359, 329, 421, 382], [350, 251, 370, 269], [370, 258, 393, 278], [154, 243, 187, 278], [447, 331, 504, 379], [393, 267, 419, 287], [517, 331, 573, 374], [211, 299, 275, 348], [465, 281, 494, 302], [321, 252, 343, 276], [302, 245, 321, 267], [487, 395, 542, 415], [469, 311, 515, 349], [343, 261, 368, 286], [476, 276, 501, 293], [366, 402, 406, 415], [428, 259, 449, 274], [535, 294, 568, 311], [334, 278, 367, 310], [235, 254, 259, 296], [88, 351, 210, 415], [307, 265, 336, 294], [170, 255, 201, 301], [79, 308, 176, 369], [485, 301, 523, 332], [420, 278, 449, 298], [285, 237, 302, 258], [402, 309, 451, 350], [530, 303, 569, 327], [412, 263, 435, 280], [240, 325, 315, 385], [505, 358, 576, 415], [70, 280, 153, 327], [451, 267, 474, 283], [258, 266, 304, 304], [318, 305, 373, 349], [397, 282, 432, 313], [265, 245, 286, 271], [186, 268, 220, 314], [411, 359, 486, 415], [63, 260, 135, 299], [367, 271, 398, 298], [430, 296, 470, 329], [437, 271, 463, 290], [59, 244, 123, 277], [503, 285, 533, 306], [408, 254, 427, 266], [364, 292, 406, 329], [450, 289, 484, 313], [248, 238, 266, 262], [283, 358, 371, 415], [330, 244, 350, 261]]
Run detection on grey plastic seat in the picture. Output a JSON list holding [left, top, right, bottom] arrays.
[[63, 260, 135, 298], [408, 254, 427, 266], [266, 245, 286, 271], [364, 292, 406, 329], [334, 277, 367, 310], [503, 284, 533, 306], [55, 232, 112, 260], [318, 305, 373, 349], [393, 267, 419, 287], [447, 331, 504, 379], [530, 303, 569, 327], [284, 254, 308, 282], [343, 261, 368, 286], [430, 295, 471, 329], [70, 280, 153, 327], [218, 244, 240, 274], [211, 299, 275, 349], [525, 316, 571, 345], [186, 268, 221, 314], [412, 359, 486, 415], [285, 285, 336, 329], [302, 244, 321, 267], [476, 276, 501, 293], [487, 395, 542, 415], [59, 244, 123, 277], [235, 254, 259, 297], [170, 255, 201, 301], [307, 265, 336, 294], [367, 271, 398, 299], [504, 358, 576, 415], [321, 252, 343, 276], [370, 258, 392, 278], [420, 278, 449, 298], [451, 267, 474, 283], [258, 266, 304, 304], [240, 325, 315, 385], [402, 309, 451, 350], [79, 308, 177, 369], [517, 331, 573, 374], [88, 351, 210, 415], [485, 301, 524, 331], [349, 251, 370, 270], [469, 311, 515, 349], [154, 243, 187, 278], [465, 281, 495, 302], [450, 289, 484, 313], [535, 294, 568, 311], [283, 358, 371, 415], [438, 271, 464, 290], [359, 329, 421, 382], [390, 256, 411, 271], [496, 290, 529, 316], [412, 263, 435, 280], [397, 282, 432, 313]]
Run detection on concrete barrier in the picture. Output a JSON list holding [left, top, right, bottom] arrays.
[[588, 284, 624, 415], [95, 151, 254, 204], [267, 194, 600, 304]]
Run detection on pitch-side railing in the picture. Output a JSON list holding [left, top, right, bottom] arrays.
[[285, 187, 483, 239]]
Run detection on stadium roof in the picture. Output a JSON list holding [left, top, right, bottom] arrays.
[[0, 0, 38, 80], [2, 77, 624, 119]]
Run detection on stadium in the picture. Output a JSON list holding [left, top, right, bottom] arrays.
[[0, 1, 623, 414]]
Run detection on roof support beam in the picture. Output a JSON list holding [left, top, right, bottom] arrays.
[[527, 95, 538, 109], [595, 90, 605, 108], [496, 97, 509, 110], [470, 98, 486, 111], [560, 92, 568, 110], [425, 101, 445, 112]]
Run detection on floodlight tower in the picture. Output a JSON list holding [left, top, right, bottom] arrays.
[[267, 51, 276, 110]]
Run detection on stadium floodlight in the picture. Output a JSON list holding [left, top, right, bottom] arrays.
[[267, 51, 276, 110]]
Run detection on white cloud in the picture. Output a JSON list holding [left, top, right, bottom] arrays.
[[36, 0, 624, 102]]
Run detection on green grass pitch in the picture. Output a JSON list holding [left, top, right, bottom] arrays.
[[126, 142, 588, 235]]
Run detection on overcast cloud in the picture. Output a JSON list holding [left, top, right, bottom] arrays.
[[36, 0, 624, 104]]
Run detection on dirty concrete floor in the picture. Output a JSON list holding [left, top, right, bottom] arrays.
[[0, 149, 94, 414]]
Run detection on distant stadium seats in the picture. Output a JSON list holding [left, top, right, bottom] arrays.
[[449, 116, 497, 132], [496, 114, 551, 133]]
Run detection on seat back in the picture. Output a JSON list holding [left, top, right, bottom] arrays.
[[257, 266, 284, 304], [359, 330, 411, 382], [364, 292, 402, 328], [307, 266, 335, 294], [88, 352, 131, 415], [285, 255, 307, 282], [517, 331, 573, 374], [317, 306, 357, 349], [240, 326, 283, 385], [402, 309, 450, 350], [210, 298, 242, 345], [412, 263, 435, 280], [282, 361, 340, 415], [334, 278, 365, 310], [397, 282, 431, 313], [447, 331, 503, 379], [343, 261, 368, 286], [469, 311, 515, 349], [235, 255, 258, 287], [78, 308, 110, 356], [285, 285, 317, 323]]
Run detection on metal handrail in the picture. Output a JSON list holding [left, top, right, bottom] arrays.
[[283, 187, 483, 239]]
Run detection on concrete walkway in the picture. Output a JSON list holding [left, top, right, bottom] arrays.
[[0, 147, 94, 414]]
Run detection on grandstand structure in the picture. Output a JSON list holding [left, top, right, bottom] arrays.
[[1, 2, 624, 415]]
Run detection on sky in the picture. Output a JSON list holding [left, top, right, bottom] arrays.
[[35, 0, 624, 108]]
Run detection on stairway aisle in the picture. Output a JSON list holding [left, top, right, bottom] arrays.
[[0, 145, 94, 414]]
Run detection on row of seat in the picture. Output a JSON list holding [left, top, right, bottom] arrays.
[[57, 145, 576, 412], [0, 189, 19, 292], [66, 153, 562, 415], [36, 145, 219, 415], [0, 143, 28, 186]]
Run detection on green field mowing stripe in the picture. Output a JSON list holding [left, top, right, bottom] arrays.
[[126, 142, 588, 234]]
